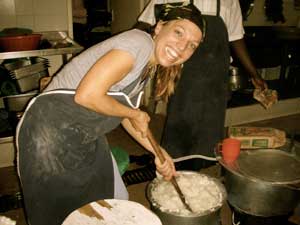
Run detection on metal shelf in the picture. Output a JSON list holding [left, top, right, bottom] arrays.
[[0, 31, 84, 62], [0, 136, 13, 144]]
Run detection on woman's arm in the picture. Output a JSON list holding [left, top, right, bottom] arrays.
[[75, 49, 135, 117], [75, 49, 150, 136], [230, 39, 268, 90], [121, 118, 176, 180]]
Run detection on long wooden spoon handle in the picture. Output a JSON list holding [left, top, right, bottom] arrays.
[[147, 129, 165, 163]]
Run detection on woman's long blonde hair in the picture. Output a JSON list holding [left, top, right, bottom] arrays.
[[141, 62, 182, 103], [154, 64, 183, 102]]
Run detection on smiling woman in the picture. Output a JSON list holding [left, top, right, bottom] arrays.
[[152, 18, 203, 101], [148, 3, 206, 102], [16, 4, 205, 225]]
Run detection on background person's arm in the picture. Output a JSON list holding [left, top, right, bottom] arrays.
[[228, 0, 267, 90], [230, 38, 268, 90]]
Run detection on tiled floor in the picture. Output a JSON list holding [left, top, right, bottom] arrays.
[[1, 112, 300, 225]]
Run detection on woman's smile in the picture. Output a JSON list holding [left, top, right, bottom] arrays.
[[165, 46, 180, 62]]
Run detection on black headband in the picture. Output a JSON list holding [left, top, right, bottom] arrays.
[[154, 3, 206, 41]]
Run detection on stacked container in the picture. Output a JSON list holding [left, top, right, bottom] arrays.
[[3, 57, 49, 93], [2, 57, 49, 112]]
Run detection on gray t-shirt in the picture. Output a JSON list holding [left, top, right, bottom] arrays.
[[45, 29, 154, 92]]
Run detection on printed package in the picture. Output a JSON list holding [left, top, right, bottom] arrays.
[[228, 126, 286, 149]]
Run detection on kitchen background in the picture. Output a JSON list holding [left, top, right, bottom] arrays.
[[0, 1, 300, 224], [0, 0, 300, 166], [0, 0, 299, 82]]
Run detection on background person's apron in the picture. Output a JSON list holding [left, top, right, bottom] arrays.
[[17, 77, 146, 225], [161, 0, 230, 169]]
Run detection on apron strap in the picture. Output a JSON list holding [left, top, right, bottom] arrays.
[[190, 0, 194, 4], [217, 0, 220, 17]]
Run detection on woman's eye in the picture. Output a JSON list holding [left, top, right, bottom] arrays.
[[189, 43, 197, 50], [174, 29, 183, 37]]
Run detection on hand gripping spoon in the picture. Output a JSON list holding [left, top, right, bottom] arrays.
[[147, 129, 193, 212]]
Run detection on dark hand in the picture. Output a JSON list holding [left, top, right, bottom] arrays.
[[251, 76, 268, 91]]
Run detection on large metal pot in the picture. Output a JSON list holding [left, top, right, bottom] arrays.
[[218, 141, 300, 217], [146, 171, 227, 225]]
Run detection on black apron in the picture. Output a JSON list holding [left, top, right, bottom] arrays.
[[17, 77, 145, 225], [161, 0, 230, 159]]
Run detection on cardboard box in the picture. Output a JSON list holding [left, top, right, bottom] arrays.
[[228, 126, 286, 149]]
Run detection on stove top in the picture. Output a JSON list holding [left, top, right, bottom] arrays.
[[231, 205, 296, 225]]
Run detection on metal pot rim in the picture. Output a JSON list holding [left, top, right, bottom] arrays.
[[216, 145, 300, 187]]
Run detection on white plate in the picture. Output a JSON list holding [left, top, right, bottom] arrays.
[[62, 199, 162, 225]]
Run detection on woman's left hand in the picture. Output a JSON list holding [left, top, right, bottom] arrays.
[[129, 109, 151, 138], [154, 147, 177, 181]]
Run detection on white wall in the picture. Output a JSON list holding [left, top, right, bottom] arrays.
[[0, 0, 73, 75], [0, 0, 71, 32], [110, 0, 150, 34]]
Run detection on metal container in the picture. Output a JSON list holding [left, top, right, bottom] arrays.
[[218, 144, 300, 217], [146, 171, 227, 225], [228, 66, 249, 91], [4, 57, 49, 79], [3, 57, 49, 93], [3, 91, 38, 112], [15, 69, 48, 92]]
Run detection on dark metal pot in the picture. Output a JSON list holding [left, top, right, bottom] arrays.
[[218, 143, 300, 217], [146, 171, 227, 225]]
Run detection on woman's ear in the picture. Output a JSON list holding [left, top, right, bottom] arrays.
[[154, 20, 164, 36]]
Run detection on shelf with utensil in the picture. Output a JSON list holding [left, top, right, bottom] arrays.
[[0, 31, 84, 150], [0, 31, 84, 63]]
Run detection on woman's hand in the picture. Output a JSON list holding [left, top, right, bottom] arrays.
[[154, 147, 177, 181], [128, 109, 151, 138]]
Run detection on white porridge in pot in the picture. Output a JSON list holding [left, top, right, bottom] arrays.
[[147, 171, 227, 216]]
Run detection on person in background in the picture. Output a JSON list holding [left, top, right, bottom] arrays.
[[72, 0, 88, 47], [136, 0, 268, 170], [16, 4, 205, 225]]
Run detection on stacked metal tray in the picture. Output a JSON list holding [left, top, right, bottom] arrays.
[[3, 57, 49, 93]]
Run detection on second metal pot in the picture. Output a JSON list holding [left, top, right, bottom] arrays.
[[219, 145, 300, 217], [224, 167, 300, 216]]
